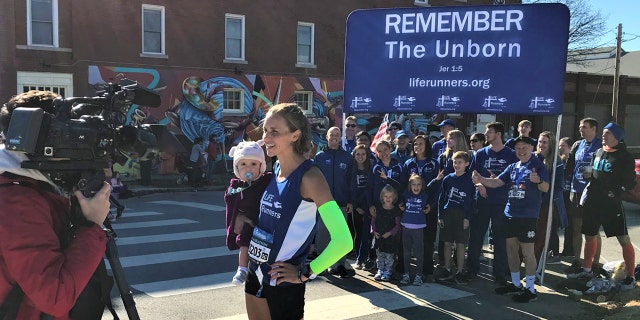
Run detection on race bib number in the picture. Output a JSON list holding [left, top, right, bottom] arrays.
[[508, 186, 525, 199], [248, 226, 274, 264]]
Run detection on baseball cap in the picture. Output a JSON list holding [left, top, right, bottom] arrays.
[[513, 136, 535, 146], [395, 130, 408, 139], [437, 119, 456, 128]]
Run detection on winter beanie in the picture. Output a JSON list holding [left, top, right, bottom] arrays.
[[604, 122, 625, 141], [228, 140, 266, 180]]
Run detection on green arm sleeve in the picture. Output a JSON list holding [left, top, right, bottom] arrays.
[[310, 200, 353, 274]]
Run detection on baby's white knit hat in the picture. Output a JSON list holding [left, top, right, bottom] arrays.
[[228, 140, 266, 180]]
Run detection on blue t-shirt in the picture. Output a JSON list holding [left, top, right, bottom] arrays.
[[402, 157, 439, 193], [439, 171, 475, 219], [351, 167, 373, 210], [432, 139, 446, 160], [368, 159, 403, 207], [471, 145, 518, 205], [341, 137, 357, 154], [401, 191, 429, 227], [570, 138, 602, 194], [497, 155, 549, 219]]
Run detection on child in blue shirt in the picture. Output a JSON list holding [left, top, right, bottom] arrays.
[[436, 151, 475, 284], [399, 173, 433, 285]]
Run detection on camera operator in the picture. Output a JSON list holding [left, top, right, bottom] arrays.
[[0, 91, 111, 319]]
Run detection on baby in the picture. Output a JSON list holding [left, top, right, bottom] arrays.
[[224, 140, 272, 285]]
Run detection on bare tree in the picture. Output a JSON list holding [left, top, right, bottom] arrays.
[[523, 0, 608, 65]]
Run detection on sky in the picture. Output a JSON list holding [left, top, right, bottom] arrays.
[[584, 0, 640, 51]]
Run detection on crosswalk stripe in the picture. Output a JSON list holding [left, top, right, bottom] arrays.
[[213, 283, 474, 320], [149, 200, 226, 211], [116, 229, 227, 245], [117, 211, 164, 218], [111, 219, 198, 230], [132, 273, 237, 298], [106, 247, 235, 269]]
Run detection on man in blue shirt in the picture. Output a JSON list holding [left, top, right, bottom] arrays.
[[315, 126, 354, 278], [391, 130, 411, 165], [564, 118, 604, 276], [341, 115, 359, 153], [473, 136, 549, 303], [505, 120, 537, 150], [466, 122, 518, 285], [432, 119, 455, 160]]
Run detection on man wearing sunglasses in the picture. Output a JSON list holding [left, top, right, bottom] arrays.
[[342, 116, 360, 153]]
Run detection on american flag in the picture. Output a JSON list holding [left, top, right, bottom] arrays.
[[370, 113, 389, 153]]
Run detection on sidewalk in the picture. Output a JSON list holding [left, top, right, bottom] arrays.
[[126, 172, 234, 195]]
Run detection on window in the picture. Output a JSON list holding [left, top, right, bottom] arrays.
[[294, 91, 313, 115], [27, 0, 58, 46], [225, 14, 245, 61], [17, 72, 73, 97], [142, 5, 165, 55], [223, 89, 244, 114], [297, 22, 315, 67]]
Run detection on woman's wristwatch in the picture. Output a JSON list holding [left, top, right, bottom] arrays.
[[298, 263, 317, 283]]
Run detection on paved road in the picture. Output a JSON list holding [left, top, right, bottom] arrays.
[[101, 190, 640, 319]]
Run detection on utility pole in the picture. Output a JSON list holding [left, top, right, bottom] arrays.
[[612, 24, 622, 123]]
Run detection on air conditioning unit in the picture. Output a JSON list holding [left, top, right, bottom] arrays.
[[414, 0, 429, 7]]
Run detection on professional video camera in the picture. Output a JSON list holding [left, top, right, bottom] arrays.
[[4, 78, 162, 195]]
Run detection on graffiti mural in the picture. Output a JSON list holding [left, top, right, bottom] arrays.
[[88, 65, 345, 175]]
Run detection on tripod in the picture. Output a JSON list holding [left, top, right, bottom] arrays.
[[104, 228, 140, 320]]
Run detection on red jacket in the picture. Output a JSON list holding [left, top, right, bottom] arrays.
[[0, 175, 108, 319]]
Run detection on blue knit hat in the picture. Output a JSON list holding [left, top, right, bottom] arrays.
[[604, 122, 625, 141]]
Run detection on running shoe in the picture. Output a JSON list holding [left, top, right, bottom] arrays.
[[620, 276, 637, 290], [454, 272, 470, 285], [564, 260, 582, 274], [512, 289, 538, 302], [437, 269, 455, 281], [400, 273, 411, 285], [495, 283, 524, 295]]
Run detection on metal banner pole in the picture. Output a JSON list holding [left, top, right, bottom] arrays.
[[538, 114, 563, 285]]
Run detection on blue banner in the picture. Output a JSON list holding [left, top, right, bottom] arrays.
[[344, 4, 569, 116]]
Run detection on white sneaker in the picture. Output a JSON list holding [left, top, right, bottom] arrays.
[[232, 269, 248, 285], [374, 271, 383, 281]]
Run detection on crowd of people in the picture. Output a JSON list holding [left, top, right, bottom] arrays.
[[220, 109, 638, 319]]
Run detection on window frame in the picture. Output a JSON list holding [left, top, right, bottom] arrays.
[[26, 0, 59, 47], [141, 4, 166, 55], [222, 88, 246, 115], [296, 22, 316, 68], [294, 91, 314, 115], [224, 14, 246, 62]]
